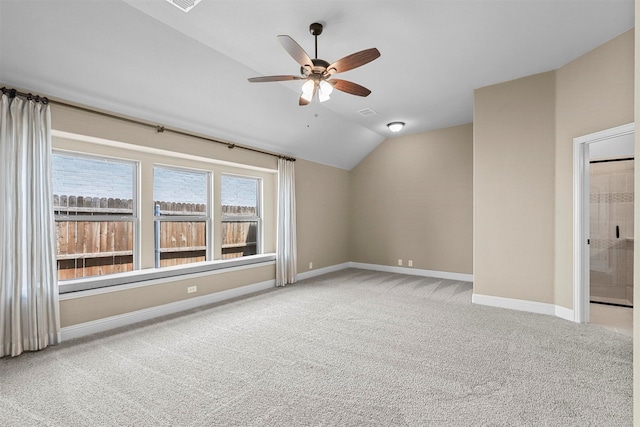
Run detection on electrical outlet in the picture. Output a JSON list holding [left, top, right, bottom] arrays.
[[408, 260, 413, 267], [398, 259, 403, 266], [187, 285, 197, 294], [309, 262, 313, 270]]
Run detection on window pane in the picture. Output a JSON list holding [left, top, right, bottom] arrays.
[[53, 153, 136, 280], [154, 166, 209, 268], [55, 220, 134, 280], [154, 167, 207, 215], [221, 221, 258, 259], [53, 154, 134, 215], [221, 175, 258, 216], [157, 221, 207, 267], [221, 175, 260, 259]]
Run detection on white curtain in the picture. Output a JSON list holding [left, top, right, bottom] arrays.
[[0, 94, 60, 358], [276, 158, 297, 286]]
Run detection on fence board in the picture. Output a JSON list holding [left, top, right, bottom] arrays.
[[55, 195, 256, 280]]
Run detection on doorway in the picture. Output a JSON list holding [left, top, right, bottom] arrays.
[[589, 156, 633, 307], [573, 123, 634, 326]]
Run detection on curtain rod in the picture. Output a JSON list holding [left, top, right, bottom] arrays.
[[1, 86, 50, 104], [1, 86, 296, 162]]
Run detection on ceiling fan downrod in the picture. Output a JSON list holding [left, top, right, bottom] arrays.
[[309, 22, 323, 59]]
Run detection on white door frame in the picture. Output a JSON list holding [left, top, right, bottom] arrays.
[[573, 122, 635, 323]]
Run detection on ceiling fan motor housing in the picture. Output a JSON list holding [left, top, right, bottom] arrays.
[[301, 58, 330, 78]]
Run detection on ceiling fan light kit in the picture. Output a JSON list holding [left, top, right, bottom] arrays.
[[387, 122, 405, 133], [248, 23, 380, 106]]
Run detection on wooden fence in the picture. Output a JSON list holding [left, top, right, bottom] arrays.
[[54, 195, 257, 280]]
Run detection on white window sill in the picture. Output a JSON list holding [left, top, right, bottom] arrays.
[[58, 253, 276, 296]]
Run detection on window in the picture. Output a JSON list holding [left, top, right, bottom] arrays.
[[221, 174, 261, 259], [52, 131, 276, 293], [153, 166, 211, 268], [53, 152, 137, 280]]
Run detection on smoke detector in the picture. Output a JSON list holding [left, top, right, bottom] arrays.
[[166, 0, 202, 13]]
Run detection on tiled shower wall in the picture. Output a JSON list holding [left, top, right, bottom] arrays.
[[589, 159, 634, 306]]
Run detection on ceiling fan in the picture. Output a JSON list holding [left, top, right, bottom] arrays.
[[248, 23, 380, 106]]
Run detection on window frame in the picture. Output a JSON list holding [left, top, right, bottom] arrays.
[[220, 173, 263, 258], [152, 164, 213, 268], [52, 150, 140, 280]]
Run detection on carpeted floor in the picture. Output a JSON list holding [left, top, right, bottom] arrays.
[[0, 269, 632, 426]]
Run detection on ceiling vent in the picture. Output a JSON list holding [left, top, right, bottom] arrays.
[[357, 108, 378, 117], [166, 0, 202, 13]]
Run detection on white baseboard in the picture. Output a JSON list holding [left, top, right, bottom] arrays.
[[554, 305, 576, 322], [61, 264, 576, 341], [472, 293, 575, 322], [296, 262, 351, 281], [61, 279, 275, 341], [349, 262, 473, 282]]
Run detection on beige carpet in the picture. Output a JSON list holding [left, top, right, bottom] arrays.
[[0, 269, 632, 426]]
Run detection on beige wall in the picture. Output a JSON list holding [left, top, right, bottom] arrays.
[[555, 30, 635, 309], [349, 124, 473, 274], [295, 159, 351, 272], [474, 71, 557, 303], [51, 103, 277, 171], [473, 30, 633, 306], [60, 265, 275, 327]]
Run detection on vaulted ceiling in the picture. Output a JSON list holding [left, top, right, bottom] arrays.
[[0, 0, 634, 169]]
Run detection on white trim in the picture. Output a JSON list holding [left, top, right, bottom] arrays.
[[296, 261, 474, 283], [555, 305, 575, 322], [296, 262, 351, 281], [348, 262, 473, 282], [60, 279, 275, 341], [472, 293, 574, 321], [59, 257, 275, 299], [52, 130, 277, 174], [573, 134, 590, 323], [574, 123, 635, 145], [573, 123, 634, 323]]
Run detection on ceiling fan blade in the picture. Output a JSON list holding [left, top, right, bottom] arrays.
[[327, 48, 380, 75], [328, 79, 372, 97], [277, 35, 313, 68], [248, 75, 303, 83]]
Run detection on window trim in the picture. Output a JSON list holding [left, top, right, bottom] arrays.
[[58, 254, 276, 294]]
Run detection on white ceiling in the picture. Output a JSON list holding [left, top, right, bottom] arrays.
[[0, 0, 634, 169]]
